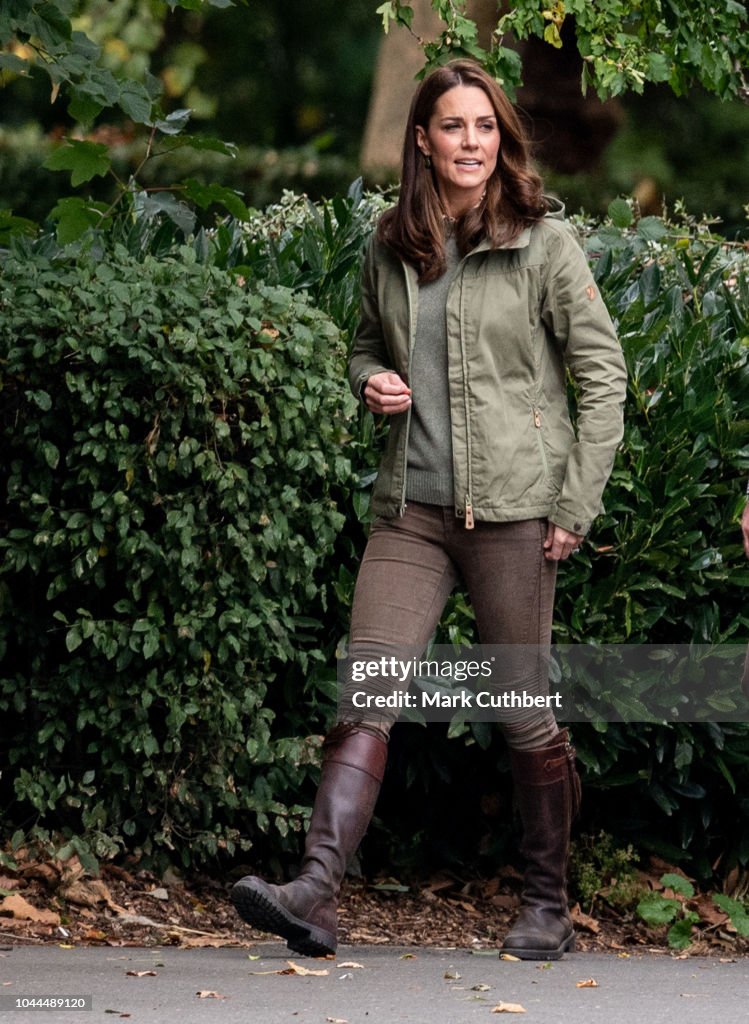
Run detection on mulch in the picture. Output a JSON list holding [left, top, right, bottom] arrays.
[[1, 853, 747, 958]]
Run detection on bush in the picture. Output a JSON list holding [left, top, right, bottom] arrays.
[[210, 192, 749, 881], [0, 240, 355, 869], [2, 190, 749, 882]]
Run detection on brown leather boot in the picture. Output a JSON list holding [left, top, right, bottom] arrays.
[[499, 728, 581, 960], [230, 724, 387, 956]]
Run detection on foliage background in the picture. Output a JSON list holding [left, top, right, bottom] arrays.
[[2, 1, 749, 233], [1, 1, 749, 906]]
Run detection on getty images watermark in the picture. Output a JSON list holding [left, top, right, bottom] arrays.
[[348, 654, 561, 712], [336, 644, 749, 724]]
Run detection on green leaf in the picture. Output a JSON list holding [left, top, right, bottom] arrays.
[[660, 873, 695, 898], [26, 390, 52, 411], [152, 108, 192, 136], [376, 1, 397, 33], [44, 140, 110, 187], [667, 916, 697, 950], [0, 53, 29, 74], [163, 133, 237, 157], [543, 22, 562, 48], [646, 52, 671, 82], [48, 197, 107, 244], [132, 191, 196, 236], [608, 198, 633, 229], [637, 217, 668, 242], [41, 440, 60, 469], [637, 894, 679, 925], [183, 179, 251, 220], [713, 894, 749, 936], [65, 628, 83, 653], [118, 81, 153, 124], [67, 90, 103, 126], [0, 209, 37, 245]]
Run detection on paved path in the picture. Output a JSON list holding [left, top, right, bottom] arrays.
[[1, 943, 747, 1023]]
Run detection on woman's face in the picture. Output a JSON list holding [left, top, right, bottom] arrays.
[[415, 84, 500, 218]]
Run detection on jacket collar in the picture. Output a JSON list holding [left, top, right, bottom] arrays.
[[468, 195, 566, 255]]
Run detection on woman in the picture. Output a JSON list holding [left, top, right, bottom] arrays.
[[231, 59, 627, 961]]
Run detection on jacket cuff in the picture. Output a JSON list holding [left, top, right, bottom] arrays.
[[350, 365, 390, 402], [548, 507, 591, 536]]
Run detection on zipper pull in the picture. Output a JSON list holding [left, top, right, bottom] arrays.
[[533, 408, 541, 428], [465, 496, 474, 530]]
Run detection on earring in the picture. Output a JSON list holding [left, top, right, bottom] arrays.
[[423, 154, 432, 169]]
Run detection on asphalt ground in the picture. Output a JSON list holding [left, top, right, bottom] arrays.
[[2, 942, 748, 1024]]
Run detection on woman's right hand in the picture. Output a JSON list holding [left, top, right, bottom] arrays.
[[363, 371, 412, 415]]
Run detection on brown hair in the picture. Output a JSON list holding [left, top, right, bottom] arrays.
[[378, 59, 547, 283]]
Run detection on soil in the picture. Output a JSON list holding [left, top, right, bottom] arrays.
[[1, 856, 746, 959]]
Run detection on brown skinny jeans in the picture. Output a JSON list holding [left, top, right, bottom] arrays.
[[341, 502, 559, 750]]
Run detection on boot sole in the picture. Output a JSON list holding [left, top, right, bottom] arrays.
[[230, 879, 336, 958], [500, 931, 575, 961]]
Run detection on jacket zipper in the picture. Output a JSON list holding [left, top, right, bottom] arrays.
[[399, 263, 416, 517], [464, 496, 474, 529], [459, 271, 474, 529], [533, 407, 550, 478]]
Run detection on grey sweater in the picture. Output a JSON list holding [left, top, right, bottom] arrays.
[[405, 233, 461, 506]]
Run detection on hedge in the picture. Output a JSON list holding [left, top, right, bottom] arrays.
[[0, 241, 354, 870], [1, 190, 749, 881]]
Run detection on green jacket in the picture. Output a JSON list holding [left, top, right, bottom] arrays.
[[348, 201, 627, 536]]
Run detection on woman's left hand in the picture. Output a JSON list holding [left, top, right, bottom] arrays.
[[544, 522, 584, 561]]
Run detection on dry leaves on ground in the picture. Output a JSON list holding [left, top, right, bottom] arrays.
[[1, 847, 748, 956]]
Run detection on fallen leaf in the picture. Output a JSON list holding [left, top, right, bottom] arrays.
[[491, 1002, 526, 1013], [399, 953, 416, 960], [280, 960, 329, 977], [196, 990, 227, 999], [570, 904, 601, 934], [146, 887, 169, 902], [0, 893, 60, 926], [471, 983, 491, 992], [177, 933, 236, 949], [498, 953, 520, 962], [60, 878, 115, 909], [576, 978, 599, 988], [692, 894, 728, 929], [490, 894, 520, 911], [325, 1018, 348, 1023], [57, 854, 84, 884], [444, 970, 461, 980], [126, 970, 157, 977], [336, 961, 364, 969], [423, 877, 456, 895], [20, 862, 60, 886]]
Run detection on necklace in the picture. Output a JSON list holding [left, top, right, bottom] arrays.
[[442, 189, 487, 222]]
